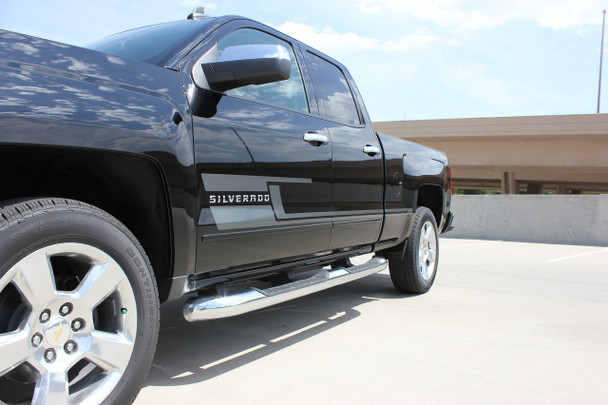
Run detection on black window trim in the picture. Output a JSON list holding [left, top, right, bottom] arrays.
[[179, 18, 369, 126], [299, 47, 366, 128]]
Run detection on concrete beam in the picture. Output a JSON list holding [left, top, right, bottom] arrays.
[[374, 114, 608, 193], [375, 113, 608, 140]]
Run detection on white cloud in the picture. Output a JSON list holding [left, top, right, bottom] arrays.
[[275, 21, 451, 54], [356, 0, 606, 31], [276, 22, 378, 53], [179, 1, 218, 11]]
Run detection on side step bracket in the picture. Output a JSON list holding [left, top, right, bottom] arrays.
[[183, 256, 387, 322]]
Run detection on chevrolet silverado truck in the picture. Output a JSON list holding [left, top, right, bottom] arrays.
[[0, 9, 453, 404]]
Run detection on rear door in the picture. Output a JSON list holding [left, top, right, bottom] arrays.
[[301, 49, 385, 250]]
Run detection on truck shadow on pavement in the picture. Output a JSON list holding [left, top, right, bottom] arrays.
[[144, 273, 414, 387]]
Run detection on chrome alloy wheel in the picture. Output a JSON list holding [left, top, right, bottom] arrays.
[[417, 220, 437, 281], [0, 242, 137, 405]]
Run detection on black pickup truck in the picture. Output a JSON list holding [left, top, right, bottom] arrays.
[[0, 9, 453, 405]]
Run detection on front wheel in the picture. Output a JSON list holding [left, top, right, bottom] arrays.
[[389, 207, 439, 294], [0, 198, 159, 405]]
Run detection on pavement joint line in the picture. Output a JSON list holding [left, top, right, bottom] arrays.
[[441, 240, 503, 248], [199, 344, 267, 370], [171, 371, 194, 379], [328, 311, 346, 320], [548, 247, 608, 263], [269, 320, 327, 343]]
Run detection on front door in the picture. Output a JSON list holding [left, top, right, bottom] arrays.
[[187, 25, 333, 273]]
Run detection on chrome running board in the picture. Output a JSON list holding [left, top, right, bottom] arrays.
[[183, 256, 387, 322]]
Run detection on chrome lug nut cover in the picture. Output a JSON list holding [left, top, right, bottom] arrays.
[[39, 309, 51, 323], [44, 349, 56, 363], [31, 333, 43, 347], [59, 302, 73, 316], [71, 318, 84, 331], [64, 340, 78, 354]]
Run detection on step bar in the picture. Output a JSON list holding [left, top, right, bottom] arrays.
[[183, 256, 387, 322]]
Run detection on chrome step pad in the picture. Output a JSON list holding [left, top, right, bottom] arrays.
[[183, 256, 387, 322]]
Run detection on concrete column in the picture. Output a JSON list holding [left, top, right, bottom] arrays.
[[527, 183, 543, 194], [511, 175, 519, 195], [502, 172, 518, 194]]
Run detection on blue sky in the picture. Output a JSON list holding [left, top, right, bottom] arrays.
[[1, 0, 606, 121]]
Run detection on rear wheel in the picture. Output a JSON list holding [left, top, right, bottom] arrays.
[[0, 198, 159, 405], [389, 207, 439, 294]]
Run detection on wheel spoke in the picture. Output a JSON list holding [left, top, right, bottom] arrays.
[[11, 250, 57, 308], [427, 248, 436, 263], [420, 256, 429, 278], [0, 330, 30, 376], [76, 262, 125, 311], [32, 370, 69, 405], [421, 223, 432, 246], [86, 331, 133, 373]]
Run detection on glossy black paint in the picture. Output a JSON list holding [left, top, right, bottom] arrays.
[[0, 29, 199, 300], [0, 16, 452, 302], [377, 132, 452, 244]]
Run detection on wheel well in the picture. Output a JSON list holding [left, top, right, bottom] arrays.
[[0, 145, 173, 300], [417, 185, 443, 225]]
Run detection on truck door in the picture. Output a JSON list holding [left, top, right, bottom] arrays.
[[302, 50, 385, 250], [184, 24, 333, 273]]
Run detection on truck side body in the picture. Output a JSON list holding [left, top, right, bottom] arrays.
[[0, 14, 452, 405]]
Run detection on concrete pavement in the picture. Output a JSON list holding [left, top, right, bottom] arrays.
[[135, 239, 608, 405]]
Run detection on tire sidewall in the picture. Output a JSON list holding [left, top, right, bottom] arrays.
[[0, 202, 159, 405]]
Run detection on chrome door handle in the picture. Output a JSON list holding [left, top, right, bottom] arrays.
[[363, 144, 381, 156], [303, 132, 329, 146]]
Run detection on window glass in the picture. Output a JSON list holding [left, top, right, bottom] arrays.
[[88, 20, 209, 66], [205, 28, 309, 113], [305, 52, 360, 125]]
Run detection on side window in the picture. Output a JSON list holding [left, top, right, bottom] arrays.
[[305, 52, 360, 126], [202, 28, 309, 113]]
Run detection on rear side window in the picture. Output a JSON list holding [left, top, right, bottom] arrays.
[[305, 52, 360, 126]]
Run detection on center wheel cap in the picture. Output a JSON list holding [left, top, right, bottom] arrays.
[[44, 318, 71, 347]]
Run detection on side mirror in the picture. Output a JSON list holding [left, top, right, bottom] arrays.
[[199, 44, 292, 92]]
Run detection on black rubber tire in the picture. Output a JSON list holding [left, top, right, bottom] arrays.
[[389, 207, 439, 294], [0, 198, 159, 405]]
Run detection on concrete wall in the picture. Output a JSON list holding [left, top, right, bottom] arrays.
[[443, 195, 608, 246]]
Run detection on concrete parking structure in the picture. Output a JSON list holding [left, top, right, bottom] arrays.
[[374, 114, 608, 194], [135, 238, 608, 405]]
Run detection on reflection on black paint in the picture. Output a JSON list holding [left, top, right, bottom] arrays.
[[0, 29, 192, 165]]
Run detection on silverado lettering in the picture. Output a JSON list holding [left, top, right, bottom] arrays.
[[208, 193, 271, 205]]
